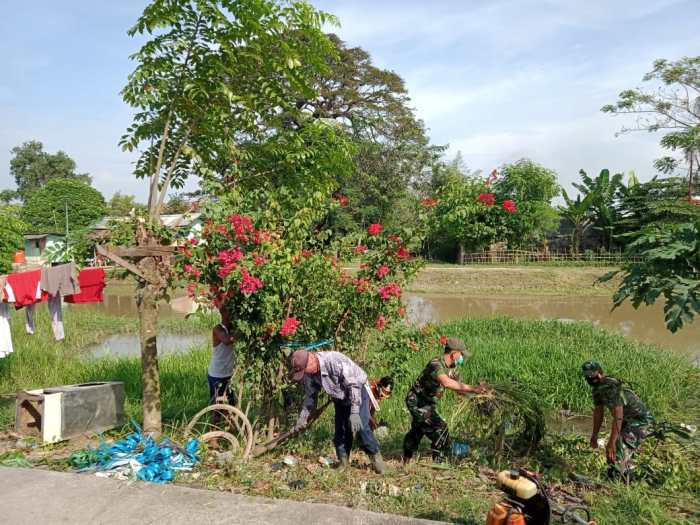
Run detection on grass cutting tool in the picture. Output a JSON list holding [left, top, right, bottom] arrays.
[[486, 469, 596, 525]]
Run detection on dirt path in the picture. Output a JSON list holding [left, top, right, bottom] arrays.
[[0, 467, 446, 525]]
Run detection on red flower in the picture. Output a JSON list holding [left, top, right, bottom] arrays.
[[378, 282, 402, 300], [421, 198, 438, 208], [186, 283, 197, 297], [354, 244, 368, 254], [367, 223, 382, 236], [439, 335, 448, 346], [359, 263, 369, 270], [216, 224, 229, 236], [478, 193, 495, 206], [187, 237, 199, 245], [353, 277, 370, 293], [387, 234, 401, 243], [395, 246, 410, 260], [334, 194, 348, 206], [279, 317, 299, 337], [502, 199, 517, 213], [397, 306, 406, 317], [252, 253, 267, 266], [239, 268, 263, 294], [301, 249, 313, 258], [228, 214, 255, 242], [339, 271, 350, 284], [375, 315, 386, 330], [376, 265, 390, 279]]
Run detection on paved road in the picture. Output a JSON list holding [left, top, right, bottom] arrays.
[[0, 468, 447, 525]]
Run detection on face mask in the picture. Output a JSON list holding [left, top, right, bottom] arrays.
[[585, 376, 599, 386], [455, 355, 465, 367]]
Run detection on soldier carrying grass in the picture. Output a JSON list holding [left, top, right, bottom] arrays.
[[288, 348, 388, 475], [582, 361, 655, 480], [403, 337, 489, 463]]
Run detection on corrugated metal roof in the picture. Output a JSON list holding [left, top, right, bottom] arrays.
[[91, 214, 201, 230]]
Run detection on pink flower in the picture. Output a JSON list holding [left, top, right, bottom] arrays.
[[395, 247, 410, 260], [279, 317, 300, 337], [301, 249, 313, 258], [334, 194, 348, 206], [239, 268, 263, 294], [186, 283, 197, 297], [439, 335, 448, 346], [376, 265, 390, 280], [187, 237, 199, 245], [252, 253, 267, 266], [478, 193, 495, 207], [397, 306, 406, 317], [228, 214, 255, 242], [378, 282, 402, 300], [353, 278, 370, 293], [218, 247, 243, 265], [375, 315, 386, 331], [388, 234, 401, 243], [502, 200, 517, 213], [367, 223, 382, 236], [354, 244, 368, 254]]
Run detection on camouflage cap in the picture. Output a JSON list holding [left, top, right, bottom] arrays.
[[445, 337, 472, 359], [581, 360, 603, 378]]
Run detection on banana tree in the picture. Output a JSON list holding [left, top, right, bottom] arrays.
[[574, 169, 624, 250], [558, 190, 593, 254]]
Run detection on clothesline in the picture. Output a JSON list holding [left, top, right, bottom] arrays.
[[0, 263, 107, 359]]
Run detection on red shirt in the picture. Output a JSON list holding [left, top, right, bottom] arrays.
[[65, 268, 106, 304], [7, 270, 45, 308]]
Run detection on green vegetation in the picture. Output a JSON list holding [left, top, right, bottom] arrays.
[[20, 178, 106, 233], [0, 207, 27, 273]]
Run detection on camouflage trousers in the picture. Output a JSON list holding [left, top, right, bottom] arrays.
[[608, 420, 652, 479], [403, 391, 451, 461]]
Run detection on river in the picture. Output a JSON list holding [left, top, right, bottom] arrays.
[[86, 289, 700, 362]]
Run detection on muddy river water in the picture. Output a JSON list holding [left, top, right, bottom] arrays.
[[87, 290, 699, 363]]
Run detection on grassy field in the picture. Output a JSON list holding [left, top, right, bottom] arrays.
[[1, 309, 699, 524]]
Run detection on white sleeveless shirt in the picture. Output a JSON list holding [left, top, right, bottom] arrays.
[[208, 324, 235, 378]]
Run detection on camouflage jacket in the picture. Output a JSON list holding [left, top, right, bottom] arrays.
[[409, 357, 458, 404], [591, 377, 653, 425]]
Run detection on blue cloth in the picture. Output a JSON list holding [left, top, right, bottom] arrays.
[[207, 374, 236, 405], [333, 385, 380, 458]]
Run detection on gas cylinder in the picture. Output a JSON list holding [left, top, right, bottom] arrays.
[[497, 470, 538, 500], [13, 250, 26, 264], [486, 502, 526, 525]]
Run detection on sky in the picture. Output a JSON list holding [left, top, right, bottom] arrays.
[[1, 0, 698, 202]]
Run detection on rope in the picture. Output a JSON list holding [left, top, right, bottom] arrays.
[[282, 338, 335, 350]]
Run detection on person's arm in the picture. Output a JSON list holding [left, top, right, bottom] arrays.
[[606, 405, 624, 461], [213, 325, 234, 345], [340, 362, 364, 414], [295, 378, 318, 429], [590, 405, 604, 448], [436, 374, 487, 395]]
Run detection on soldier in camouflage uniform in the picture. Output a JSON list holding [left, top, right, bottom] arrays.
[[582, 361, 654, 479], [403, 337, 488, 462]]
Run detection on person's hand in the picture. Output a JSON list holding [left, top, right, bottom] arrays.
[[606, 441, 616, 462], [293, 412, 309, 432], [470, 384, 489, 395], [590, 435, 599, 449], [349, 413, 363, 433]]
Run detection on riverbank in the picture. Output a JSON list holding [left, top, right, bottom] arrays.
[[1, 309, 698, 523], [408, 266, 620, 297]]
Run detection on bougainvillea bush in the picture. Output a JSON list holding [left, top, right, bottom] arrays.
[[174, 123, 430, 414]]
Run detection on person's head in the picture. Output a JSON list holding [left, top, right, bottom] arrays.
[[219, 306, 231, 326], [377, 376, 394, 400], [443, 337, 471, 367], [288, 349, 320, 382], [581, 361, 604, 385]]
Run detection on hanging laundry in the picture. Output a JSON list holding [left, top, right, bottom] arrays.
[[2, 276, 16, 303], [41, 262, 81, 297], [65, 268, 106, 304], [0, 302, 12, 358], [47, 295, 65, 341], [7, 269, 45, 309], [25, 304, 35, 335]]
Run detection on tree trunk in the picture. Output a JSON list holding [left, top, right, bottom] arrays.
[[136, 260, 162, 436], [458, 243, 466, 265]]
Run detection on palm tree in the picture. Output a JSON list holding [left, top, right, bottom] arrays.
[[559, 190, 593, 254]]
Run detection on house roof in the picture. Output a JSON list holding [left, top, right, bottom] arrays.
[[24, 233, 64, 239], [91, 213, 202, 230]]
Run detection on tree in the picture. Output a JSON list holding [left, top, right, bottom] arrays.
[[0, 190, 17, 204], [558, 190, 593, 254], [0, 208, 26, 273], [602, 56, 700, 197], [107, 192, 146, 216], [573, 169, 624, 250], [9, 140, 91, 201], [492, 159, 560, 248], [117, 0, 340, 434], [161, 193, 190, 214], [21, 178, 106, 233], [602, 220, 700, 332]]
